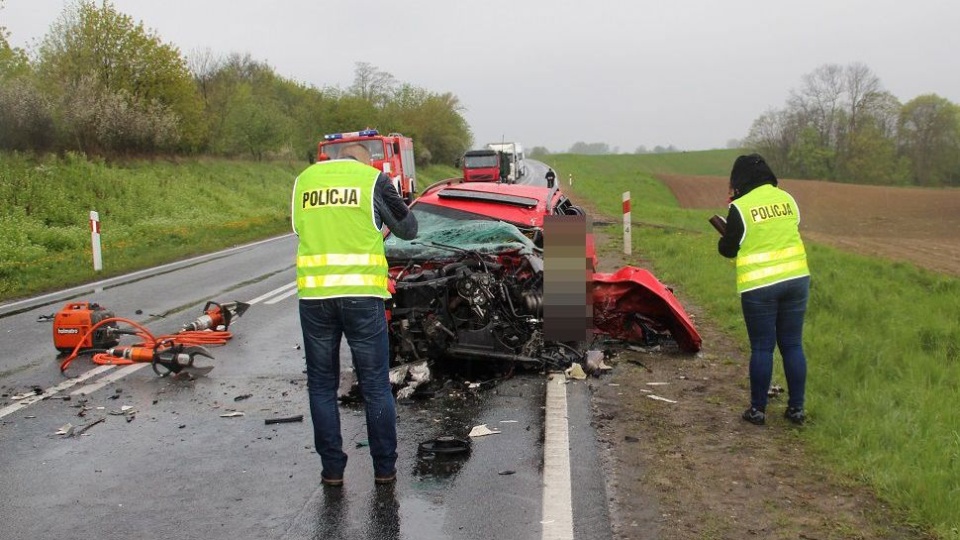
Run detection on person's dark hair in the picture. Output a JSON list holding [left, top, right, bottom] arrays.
[[730, 154, 777, 199]]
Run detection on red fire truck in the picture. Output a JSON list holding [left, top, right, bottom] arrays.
[[316, 129, 418, 202]]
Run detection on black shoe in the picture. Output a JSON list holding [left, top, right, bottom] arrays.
[[784, 407, 806, 425], [741, 407, 766, 425]]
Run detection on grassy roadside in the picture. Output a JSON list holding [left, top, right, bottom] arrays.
[[544, 152, 960, 539], [0, 152, 458, 302]]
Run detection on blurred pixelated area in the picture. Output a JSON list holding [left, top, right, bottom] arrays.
[[542, 214, 593, 342]]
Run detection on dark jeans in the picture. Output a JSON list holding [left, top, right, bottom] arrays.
[[299, 297, 397, 479], [740, 276, 809, 411]]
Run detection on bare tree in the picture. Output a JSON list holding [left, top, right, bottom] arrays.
[[844, 62, 882, 134], [187, 47, 223, 102], [788, 63, 845, 148], [349, 62, 396, 107]]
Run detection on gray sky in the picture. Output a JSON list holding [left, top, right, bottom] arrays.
[[4, 0, 959, 153]]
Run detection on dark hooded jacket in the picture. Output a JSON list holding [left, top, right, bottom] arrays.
[[718, 154, 779, 258]]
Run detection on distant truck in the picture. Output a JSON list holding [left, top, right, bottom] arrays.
[[316, 129, 417, 203], [460, 149, 506, 182], [485, 142, 526, 182]]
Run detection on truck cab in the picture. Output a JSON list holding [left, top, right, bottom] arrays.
[[461, 149, 503, 182]]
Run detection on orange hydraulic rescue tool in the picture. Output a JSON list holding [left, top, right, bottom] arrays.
[[181, 301, 250, 332], [58, 300, 249, 376]]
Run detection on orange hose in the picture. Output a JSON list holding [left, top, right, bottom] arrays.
[[60, 317, 232, 374]]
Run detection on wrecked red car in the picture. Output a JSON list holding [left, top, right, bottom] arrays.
[[383, 178, 700, 373]]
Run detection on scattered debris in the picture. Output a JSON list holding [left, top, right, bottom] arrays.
[[646, 382, 669, 386], [391, 360, 431, 400], [264, 415, 303, 425], [583, 350, 612, 375], [234, 394, 253, 402], [56, 423, 74, 436], [768, 384, 785, 397], [647, 395, 677, 404], [498, 470, 516, 475], [220, 411, 245, 418], [468, 424, 501, 437], [72, 417, 105, 436], [624, 435, 640, 443], [564, 363, 587, 380], [628, 344, 661, 353], [109, 405, 135, 416]]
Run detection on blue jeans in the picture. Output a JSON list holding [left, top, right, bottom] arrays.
[[740, 276, 809, 411], [299, 297, 397, 478]]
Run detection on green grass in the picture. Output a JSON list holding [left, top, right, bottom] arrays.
[[544, 152, 960, 539], [0, 152, 454, 301]]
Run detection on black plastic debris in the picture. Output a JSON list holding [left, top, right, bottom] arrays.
[[418, 436, 471, 456], [264, 415, 303, 425]]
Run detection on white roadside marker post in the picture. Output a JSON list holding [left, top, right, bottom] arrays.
[[90, 210, 102, 272]]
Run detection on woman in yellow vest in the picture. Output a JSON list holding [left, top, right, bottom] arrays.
[[717, 154, 810, 426]]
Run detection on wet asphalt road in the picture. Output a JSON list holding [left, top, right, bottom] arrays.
[[0, 228, 612, 539]]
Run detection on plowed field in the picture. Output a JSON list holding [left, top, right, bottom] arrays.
[[657, 175, 960, 276]]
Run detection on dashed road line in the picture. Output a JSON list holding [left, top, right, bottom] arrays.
[[0, 365, 115, 420], [248, 282, 297, 305], [71, 363, 149, 396]]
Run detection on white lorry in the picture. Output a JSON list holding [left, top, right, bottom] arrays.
[[485, 142, 526, 183]]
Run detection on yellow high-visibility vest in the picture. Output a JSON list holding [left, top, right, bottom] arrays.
[[291, 160, 389, 299], [731, 184, 809, 294]]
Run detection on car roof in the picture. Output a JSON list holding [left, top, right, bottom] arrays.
[[415, 179, 561, 227]]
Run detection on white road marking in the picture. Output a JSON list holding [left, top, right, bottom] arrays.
[[265, 286, 299, 305], [248, 282, 297, 305], [542, 373, 574, 540], [0, 365, 115, 420], [71, 363, 149, 396]]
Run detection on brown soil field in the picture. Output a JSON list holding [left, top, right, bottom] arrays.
[[656, 174, 960, 276]]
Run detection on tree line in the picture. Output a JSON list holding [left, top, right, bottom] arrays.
[[0, 0, 472, 165], [746, 62, 960, 186]]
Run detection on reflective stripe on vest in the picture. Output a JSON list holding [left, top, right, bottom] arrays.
[[292, 160, 389, 299], [297, 254, 388, 268], [732, 185, 809, 293]]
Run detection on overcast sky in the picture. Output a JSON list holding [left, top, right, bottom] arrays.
[[4, 0, 959, 153]]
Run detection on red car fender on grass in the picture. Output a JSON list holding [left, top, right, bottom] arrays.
[[592, 266, 702, 353]]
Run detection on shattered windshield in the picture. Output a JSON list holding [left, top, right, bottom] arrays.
[[385, 203, 537, 260]]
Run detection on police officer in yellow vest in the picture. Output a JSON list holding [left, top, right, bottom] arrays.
[[292, 143, 417, 486], [718, 154, 810, 426]]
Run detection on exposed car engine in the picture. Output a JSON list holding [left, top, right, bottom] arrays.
[[388, 247, 579, 370]]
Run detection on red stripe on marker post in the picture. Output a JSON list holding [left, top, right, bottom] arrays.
[[622, 191, 631, 256]]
